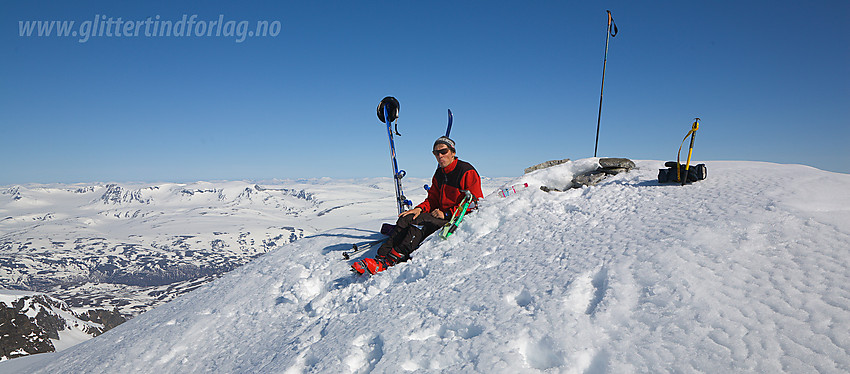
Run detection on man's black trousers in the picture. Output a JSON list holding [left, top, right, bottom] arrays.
[[378, 213, 448, 258]]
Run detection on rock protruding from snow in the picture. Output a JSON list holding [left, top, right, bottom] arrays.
[[524, 159, 571, 174], [0, 301, 53, 360], [598, 157, 636, 170], [533, 157, 637, 191], [0, 291, 124, 361], [570, 157, 637, 188]]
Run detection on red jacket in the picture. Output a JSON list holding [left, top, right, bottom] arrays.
[[416, 158, 483, 218]]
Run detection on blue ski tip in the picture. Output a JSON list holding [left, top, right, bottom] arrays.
[[446, 109, 453, 137]]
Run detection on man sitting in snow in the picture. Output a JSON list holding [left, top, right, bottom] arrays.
[[352, 136, 484, 275]]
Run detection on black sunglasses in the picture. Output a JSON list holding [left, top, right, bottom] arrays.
[[432, 148, 452, 156]]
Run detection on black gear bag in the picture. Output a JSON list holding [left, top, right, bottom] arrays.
[[658, 161, 707, 184], [659, 118, 707, 184]]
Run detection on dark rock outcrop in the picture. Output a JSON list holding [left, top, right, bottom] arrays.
[[570, 158, 637, 188], [539, 157, 638, 192], [0, 293, 126, 361], [0, 304, 55, 359]]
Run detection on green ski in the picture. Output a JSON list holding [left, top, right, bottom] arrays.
[[440, 190, 476, 239]]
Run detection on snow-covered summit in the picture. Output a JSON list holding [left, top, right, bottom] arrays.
[[5, 159, 850, 373]]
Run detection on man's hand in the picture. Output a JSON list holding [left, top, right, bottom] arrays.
[[430, 209, 445, 219], [399, 207, 423, 219]]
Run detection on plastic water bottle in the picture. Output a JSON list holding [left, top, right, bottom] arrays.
[[499, 183, 529, 197]]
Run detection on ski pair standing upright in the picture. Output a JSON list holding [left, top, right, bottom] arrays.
[[377, 96, 413, 215], [376, 97, 455, 215]]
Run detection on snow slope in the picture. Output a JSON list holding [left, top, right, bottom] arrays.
[[0, 178, 437, 317], [6, 159, 850, 373]]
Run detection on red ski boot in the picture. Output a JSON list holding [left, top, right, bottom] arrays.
[[351, 258, 390, 275], [351, 249, 407, 275]]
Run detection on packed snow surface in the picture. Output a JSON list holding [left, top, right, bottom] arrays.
[[5, 159, 850, 373]]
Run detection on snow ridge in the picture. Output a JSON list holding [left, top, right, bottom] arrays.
[[6, 160, 850, 373]]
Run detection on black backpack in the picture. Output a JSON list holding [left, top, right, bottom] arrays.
[[658, 161, 707, 184]]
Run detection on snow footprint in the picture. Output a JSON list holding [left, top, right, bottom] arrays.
[[397, 265, 428, 283], [516, 335, 566, 370], [565, 266, 609, 316], [344, 334, 384, 374], [507, 288, 534, 311], [276, 275, 326, 316], [438, 321, 484, 340]]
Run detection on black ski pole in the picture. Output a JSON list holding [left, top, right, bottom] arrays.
[[594, 10, 618, 158], [343, 238, 387, 259], [342, 243, 368, 260]]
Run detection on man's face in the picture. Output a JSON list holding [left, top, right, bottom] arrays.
[[433, 145, 455, 168]]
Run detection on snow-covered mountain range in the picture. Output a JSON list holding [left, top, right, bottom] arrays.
[[2, 159, 849, 373], [2, 176, 503, 360], [2, 181, 323, 316]]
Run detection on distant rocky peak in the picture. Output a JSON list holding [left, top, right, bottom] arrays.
[[252, 184, 317, 202], [99, 184, 152, 205], [2, 186, 23, 201]]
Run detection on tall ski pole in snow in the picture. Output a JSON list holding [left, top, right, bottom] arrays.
[[594, 10, 618, 157]]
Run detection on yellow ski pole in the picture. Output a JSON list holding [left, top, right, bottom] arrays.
[[682, 118, 700, 185]]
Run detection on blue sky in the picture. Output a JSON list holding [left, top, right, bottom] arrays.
[[2, 1, 848, 184]]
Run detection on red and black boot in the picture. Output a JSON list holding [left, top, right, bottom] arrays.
[[384, 248, 408, 264], [350, 249, 407, 275], [351, 257, 390, 275]]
